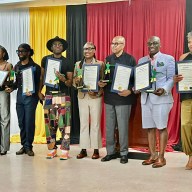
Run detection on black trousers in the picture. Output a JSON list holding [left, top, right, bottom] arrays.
[[16, 90, 38, 150]]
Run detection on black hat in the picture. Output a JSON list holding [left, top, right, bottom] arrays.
[[46, 36, 68, 52], [18, 43, 34, 57]]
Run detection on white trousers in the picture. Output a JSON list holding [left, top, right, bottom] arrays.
[[0, 91, 10, 152], [142, 97, 173, 129], [78, 94, 102, 149]]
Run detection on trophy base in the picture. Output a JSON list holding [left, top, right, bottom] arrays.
[[49, 91, 61, 94], [49, 91, 64, 95], [100, 80, 110, 83], [77, 86, 84, 89], [144, 89, 155, 93]]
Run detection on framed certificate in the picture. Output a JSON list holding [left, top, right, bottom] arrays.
[[82, 64, 100, 92], [44, 58, 61, 88], [22, 66, 35, 95], [134, 61, 152, 91], [0, 70, 9, 87], [176, 60, 192, 93], [111, 63, 132, 93]]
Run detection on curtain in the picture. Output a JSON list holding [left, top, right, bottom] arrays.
[[87, 0, 185, 147], [0, 9, 30, 141], [66, 5, 87, 144], [29, 6, 67, 143]]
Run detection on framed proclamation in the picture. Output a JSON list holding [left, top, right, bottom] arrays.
[[134, 61, 152, 91], [44, 58, 61, 88], [176, 60, 192, 93], [0, 70, 8, 87], [111, 63, 132, 93], [22, 66, 35, 95], [82, 64, 100, 92]]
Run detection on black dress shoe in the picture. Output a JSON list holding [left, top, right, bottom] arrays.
[[115, 151, 121, 158], [26, 149, 35, 156], [101, 154, 117, 162], [0, 151, 7, 155], [16, 147, 26, 155], [120, 155, 128, 164]]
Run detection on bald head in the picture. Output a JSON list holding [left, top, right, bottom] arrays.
[[112, 36, 125, 45], [111, 36, 125, 57], [147, 36, 161, 57], [148, 36, 160, 44]]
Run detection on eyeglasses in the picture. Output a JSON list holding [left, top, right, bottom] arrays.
[[83, 47, 95, 51], [52, 43, 63, 47], [147, 42, 159, 47], [16, 50, 28, 54], [111, 42, 124, 46]]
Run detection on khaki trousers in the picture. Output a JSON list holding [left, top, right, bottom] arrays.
[[78, 94, 102, 149], [181, 99, 192, 155]]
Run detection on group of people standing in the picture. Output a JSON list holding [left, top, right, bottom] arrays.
[[0, 33, 191, 170], [74, 35, 175, 168]]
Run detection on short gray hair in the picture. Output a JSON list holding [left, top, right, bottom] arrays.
[[187, 31, 192, 40]]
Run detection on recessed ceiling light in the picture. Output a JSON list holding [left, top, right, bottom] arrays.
[[0, 0, 34, 4]]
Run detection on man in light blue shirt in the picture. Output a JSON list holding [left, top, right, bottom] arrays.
[[138, 36, 175, 168]]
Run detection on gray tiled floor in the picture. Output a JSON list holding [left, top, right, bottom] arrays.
[[0, 144, 191, 192]]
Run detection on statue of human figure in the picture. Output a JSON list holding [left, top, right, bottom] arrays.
[[75, 65, 84, 89]]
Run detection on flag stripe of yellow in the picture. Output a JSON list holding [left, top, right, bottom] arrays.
[[30, 6, 66, 144]]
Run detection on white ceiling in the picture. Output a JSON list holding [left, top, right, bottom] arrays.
[[0, 0, 128, 8], [0, 0, 33, 4]]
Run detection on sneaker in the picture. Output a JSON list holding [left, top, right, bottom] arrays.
[[46, 149, 57, 159], [16, 147, 26, 155], [60, 150, 69, 160]]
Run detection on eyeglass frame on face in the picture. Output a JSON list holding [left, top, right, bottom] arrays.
[[111, 42, 124, 47], [83, 47, 95, 51], [52, 43, 63, 48], [147, 41, 159, 47], [16, 50, 28, 54]]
